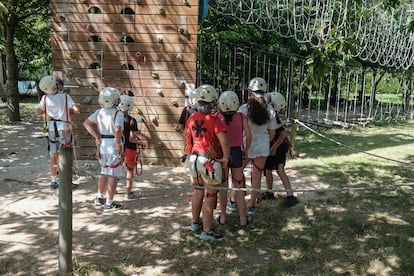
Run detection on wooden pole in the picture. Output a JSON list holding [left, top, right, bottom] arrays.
[[290, 112, 298, 148], [58, 146, 73, 275]]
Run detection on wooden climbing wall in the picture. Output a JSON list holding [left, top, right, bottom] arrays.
[[51, 0, 199, 166]]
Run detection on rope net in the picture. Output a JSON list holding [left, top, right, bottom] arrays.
[[211, 0, 414, 69]]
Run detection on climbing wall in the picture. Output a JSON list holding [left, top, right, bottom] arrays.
[[51, 0, 199, 166]]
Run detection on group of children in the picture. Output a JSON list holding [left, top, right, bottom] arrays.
[[35, 74, 297, 231], [183, 77, 298, 241], [36, 75, 142, 212]]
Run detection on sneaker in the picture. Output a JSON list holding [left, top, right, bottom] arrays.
[[190, 222, 203, 232], [124, 191, 137, 200], [260, 191, 275, 200], [50, 181, 58, 189], [226, 200, 237, 212], [103, 202, 123, 212], [284, 196, 299, 208], [94, 197, 105, 206], [199, 231, 224, 241], [247, 205, 257, 215]]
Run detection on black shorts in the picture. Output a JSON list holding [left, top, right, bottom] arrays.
[[265, 142, 289, 170], [228, 146, 243, 168]]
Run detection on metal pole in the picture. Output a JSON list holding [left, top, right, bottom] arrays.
[[58, 146, 73, 275]]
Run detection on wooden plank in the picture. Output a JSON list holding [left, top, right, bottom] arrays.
[[51, 41, 197, 53], [53, 21, 198, 35], [59, 31, 197, 44], [56, 58, 196, 71], [59, 12, 198, 25], [52, 1, 199, 15], [52, 49, 197, 62]]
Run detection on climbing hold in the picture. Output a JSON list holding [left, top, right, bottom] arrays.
[[83, 96, 92, 104], [156, 89, 164, 97], [69, 52, 80, 59], [86, 24, 95, 32], [176, 53, 183, 61], [171, 100, 179, 107], [152, 72, 160, 79]]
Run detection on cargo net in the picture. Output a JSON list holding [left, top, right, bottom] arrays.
[[212, 0, 414, 70]]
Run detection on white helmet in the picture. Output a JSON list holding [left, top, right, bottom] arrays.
[[269, 92, 287, 113], [218, 90, 239, 112], [248, 77, 267, 94], [99, 87, 120, 108], [188, 89, 198, 109], [39, 75, 57, 94], [196, 84, 218, 103], [119, 94, 133, 111]]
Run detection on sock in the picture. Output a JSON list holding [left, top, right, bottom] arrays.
[[106, 199, 113, 206], [97, 192, 104, 198], [51, 175, 57, 182]]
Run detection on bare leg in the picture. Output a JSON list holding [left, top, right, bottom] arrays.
[[97, 175, 107, 195], [50, 153, 59, 178], [202, 189, 217, 233], [276, 164, 293, 196], [232, 167, 247, 226], [265, 169, 273, 190], [250, 157, 266, 207], [106, 176, 118, 201], [191, 177, 204, 224], [217, 169, 229, 224], [126, 167, 134, 194]]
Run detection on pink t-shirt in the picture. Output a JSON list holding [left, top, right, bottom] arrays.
[[217, 112, 245, 147]]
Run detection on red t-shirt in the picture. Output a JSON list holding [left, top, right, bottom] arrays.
[[187, 112, 227, 158]]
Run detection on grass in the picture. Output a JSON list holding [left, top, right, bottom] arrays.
[[1, 97, 413, 275], [70, 120, 413, 275], [0, 96, 39, 124]]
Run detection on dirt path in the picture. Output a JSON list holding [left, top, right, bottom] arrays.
[[0, 118, 320, 275]]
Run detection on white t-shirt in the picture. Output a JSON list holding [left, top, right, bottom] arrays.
[[87, 107, 124, 155], [38, 93, 76, 131], [238, 103, 277, 158], [87, 107, 124, 136]]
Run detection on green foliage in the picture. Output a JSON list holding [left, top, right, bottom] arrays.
[[0, 0, 50, 80]]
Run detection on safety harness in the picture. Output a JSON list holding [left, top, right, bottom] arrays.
[[43, 93, 72, 148], [96, 108, 122, 169]]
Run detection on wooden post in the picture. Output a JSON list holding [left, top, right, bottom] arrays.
[[290, 112, 298, 148], [58, 147, 73, 275]]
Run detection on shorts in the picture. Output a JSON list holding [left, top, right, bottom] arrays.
[[48, 130, 72, 154], [124, 148, 137, 168], [99, 153, 123, 178], [265, 142, 289, 170], [248, 136, 270, 159], [189, 154, 223, 185], [228, 146, 243, 168]]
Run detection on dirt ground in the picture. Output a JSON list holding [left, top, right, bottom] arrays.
[[0, 118, 320, 275]]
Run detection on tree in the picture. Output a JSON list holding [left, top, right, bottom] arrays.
[[0, 0, 49, 122]]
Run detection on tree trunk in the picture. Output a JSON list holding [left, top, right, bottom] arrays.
[[5, 13, 20, 122]]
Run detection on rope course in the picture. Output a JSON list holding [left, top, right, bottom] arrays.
[[211, 0, 414, 69], [198, 38, 414, 126]]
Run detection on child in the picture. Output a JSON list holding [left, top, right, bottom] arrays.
[[83, 87, 124, 212], [217, 90, 251, 227], [263, 92, 298, 208], [35, 75, 79, 189], [119, 94, 142, 199], [237, 77, 277, 215], [186, 84, 231, 241]]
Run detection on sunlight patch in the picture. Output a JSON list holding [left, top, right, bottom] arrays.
[[367, 258, 394, 275], [6, 197, 57, 213], [368, 212, 410, 225], [278, 249, 301, 260]]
